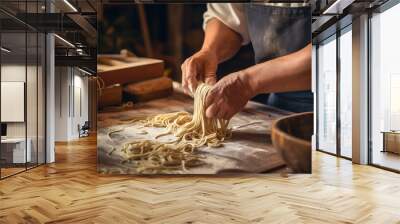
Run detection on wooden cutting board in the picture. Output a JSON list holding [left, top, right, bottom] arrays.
[[123, 77, 173, 102], [97, 89, 290, 175], [97, 55, 164, 86]]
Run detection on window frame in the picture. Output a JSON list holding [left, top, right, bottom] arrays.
[[315, 22, 353, 161]]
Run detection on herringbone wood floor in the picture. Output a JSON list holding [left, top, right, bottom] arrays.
[[1, 135, 399, 224]]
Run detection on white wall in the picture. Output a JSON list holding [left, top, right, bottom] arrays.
[[1, 63, 46, 164], [54, 67, 89, 141], [72, 73, 89, 138], [1, 65, 30, 138], [1, 65, 26, 132], [55, 66, 70, 141]]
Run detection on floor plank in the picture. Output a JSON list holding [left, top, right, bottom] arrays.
[[0, 135, 399, 224], [372, 150, 400, 171]]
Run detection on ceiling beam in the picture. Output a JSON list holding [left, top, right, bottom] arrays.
[[323, 0, 356, 15], [55, 55, 96, 71], [67, 13, 96, 38]]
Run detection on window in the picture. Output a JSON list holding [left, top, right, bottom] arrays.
[[370, 2, 400, 171], [316, 24, 353, 159], [1, 30, 28, 177], [317, 35, 337, 154], [339, 26, 352, 158], [0, 1, 47, 179]]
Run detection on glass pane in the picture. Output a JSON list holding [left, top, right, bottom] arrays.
[[27, 31, 38, 169], [0, 1, 46, 178], [339, 28, 352, 158], [26, 0, 39, 169], [371, 4, 400, 171], [317, 36, 337, 154], [1, 31, 27, 177]]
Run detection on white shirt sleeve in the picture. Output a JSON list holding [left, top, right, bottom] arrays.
[[203, 3, 250, 45]]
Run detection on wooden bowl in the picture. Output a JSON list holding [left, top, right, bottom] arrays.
[[271, 112, 313, 173]]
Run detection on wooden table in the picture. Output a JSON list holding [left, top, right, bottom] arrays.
[[381, 131, 400, 154], [1, 138, 32, 166], [97, 90, 291, 174]]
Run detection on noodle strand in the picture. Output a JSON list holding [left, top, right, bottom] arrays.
[[116, 84, 231, 173]]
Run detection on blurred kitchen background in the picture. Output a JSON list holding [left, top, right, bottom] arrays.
[[98, 3, 255, 82]]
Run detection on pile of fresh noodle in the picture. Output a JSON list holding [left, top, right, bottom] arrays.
[[114, 83, 232, 173]]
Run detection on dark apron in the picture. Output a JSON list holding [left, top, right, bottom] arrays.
[[244, 4, 313, 112]]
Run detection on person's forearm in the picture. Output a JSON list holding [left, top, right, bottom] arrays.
[[201, 18, 242, 63], [243, 44, 312, 95]]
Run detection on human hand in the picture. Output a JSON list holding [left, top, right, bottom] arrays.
[[205, 71, 255, 120], [181, 49, 218, 95]]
